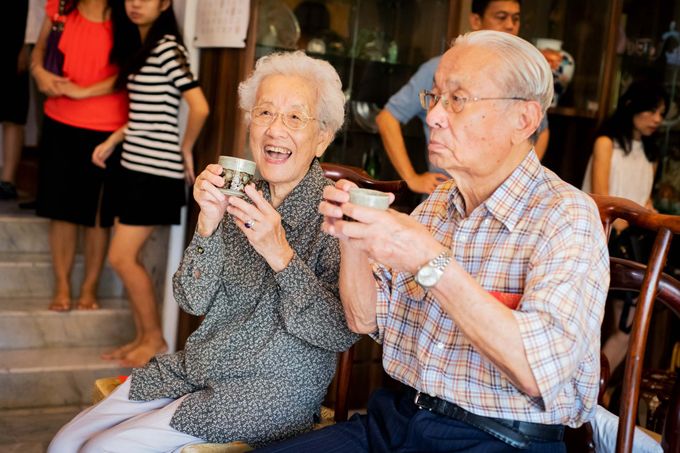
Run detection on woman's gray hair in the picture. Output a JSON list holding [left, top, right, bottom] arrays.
[[454, 30, 554, 114], [238, 51, 345, 136]]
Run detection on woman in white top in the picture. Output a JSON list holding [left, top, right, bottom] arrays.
[[582, 79, 667, 373]]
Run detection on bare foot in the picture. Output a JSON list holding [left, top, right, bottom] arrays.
[[48, 295, 71, 312], [76, 295, 100, 310], [101, 338, 141, 360], [119, 338, 168, 368]]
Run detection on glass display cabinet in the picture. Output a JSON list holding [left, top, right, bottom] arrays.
[[253, 0, 453, 181], [612, 0, 680, 215]]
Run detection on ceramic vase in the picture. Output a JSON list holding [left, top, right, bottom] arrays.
[[536, 38, 575, 107]]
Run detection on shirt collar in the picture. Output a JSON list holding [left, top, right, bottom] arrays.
[[435, 151, 543, 231], [262, 158, 327, 228], [483, 150, 543, 232]]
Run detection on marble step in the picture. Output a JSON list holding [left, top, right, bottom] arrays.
[[0, 212, 50, 254], [0, 346, 132, 409], [0, 298, 135, 350], [0, 252, 124, 299]]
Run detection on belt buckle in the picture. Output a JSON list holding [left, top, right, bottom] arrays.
[[413, 392, 432, 411]]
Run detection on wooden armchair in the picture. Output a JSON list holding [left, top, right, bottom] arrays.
[[94, 163, 407, 452], [586, 194, 680, 452]]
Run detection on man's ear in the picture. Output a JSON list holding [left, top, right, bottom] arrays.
[[511, 101, 543, 146], [469, 13, 482, 31]]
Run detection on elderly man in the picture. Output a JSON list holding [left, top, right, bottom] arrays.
[[258, 31, 609, 453], [377, 0, 551, 196]]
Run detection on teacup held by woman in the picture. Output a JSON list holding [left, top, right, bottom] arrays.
[[218, 156, 256, 197]]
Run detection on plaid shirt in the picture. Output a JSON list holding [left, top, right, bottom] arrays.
[[373, 151, 609, 427]]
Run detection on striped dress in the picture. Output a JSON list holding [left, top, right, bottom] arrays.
[[123, 34, 199, 179]]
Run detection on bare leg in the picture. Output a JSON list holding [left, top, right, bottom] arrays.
[[48, 220, 77, 311], [76, 224, 109, 309], [1, 122, 24, 183], [107, 222, 167, 367], [101, 311, 142, 360]]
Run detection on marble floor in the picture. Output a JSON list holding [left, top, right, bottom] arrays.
[[0, 405, 84, 453]]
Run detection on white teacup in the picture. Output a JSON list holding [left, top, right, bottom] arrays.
[[348, 188, 391, 210], [218, 156, 256, 197]]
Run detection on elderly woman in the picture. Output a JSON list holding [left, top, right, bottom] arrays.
[[48, 51, 358, 453]]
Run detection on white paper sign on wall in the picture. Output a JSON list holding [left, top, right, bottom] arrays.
[[194, 0, 250, 48]]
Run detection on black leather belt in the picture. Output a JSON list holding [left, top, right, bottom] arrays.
[[411, 390, 564, 449]]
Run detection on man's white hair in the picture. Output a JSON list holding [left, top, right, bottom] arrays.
[[238, 51, 345, 136], [454, 30, 554, 114]]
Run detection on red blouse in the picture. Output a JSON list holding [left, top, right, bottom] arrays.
[[44, 0, 127, 132]]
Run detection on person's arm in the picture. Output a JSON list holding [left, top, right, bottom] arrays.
[[30, 15, 69, 96], [377, 109, 447, 194], [92, 125, 126, 168], [180, 86, 210, 184], [172, 164, 231, 315], [534, 127, 550, 161], [58, 75, 117, 99], [275, 233, 360, 351], [172, 224, 226, 316], [590, 136, 613, 196]]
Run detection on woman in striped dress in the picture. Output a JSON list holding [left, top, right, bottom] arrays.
[[92, 0, 209, 367]]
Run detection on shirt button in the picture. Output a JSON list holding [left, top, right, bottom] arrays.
[[197, 246, 204, 254], [483, 218, 491, 225], [436, 342, 444, 349], [459, 234, 468, 242]]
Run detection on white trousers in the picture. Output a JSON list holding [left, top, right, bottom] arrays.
[[591, 405, 663, 453], [47, 379, 205, 453]]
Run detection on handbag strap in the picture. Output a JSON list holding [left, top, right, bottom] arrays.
[[51, 0, 68, 32]]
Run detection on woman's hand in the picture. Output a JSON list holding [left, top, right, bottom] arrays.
[[227, 184, 294, 272], [92, 139, 116, 168], [58, 81, 89, 99], [194, 164, 229, 237], [33, 66, 69, 97], [182, 148, 196, 185]]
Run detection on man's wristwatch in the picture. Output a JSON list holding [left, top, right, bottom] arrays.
[[414, 250, 452, 290]]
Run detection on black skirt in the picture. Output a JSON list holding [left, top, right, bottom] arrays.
[[102, 148, 187, 226], [36, 116, 114, 227]]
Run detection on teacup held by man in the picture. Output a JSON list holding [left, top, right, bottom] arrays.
[[348, 188, 391, 210], [218, 156, 256, 197]]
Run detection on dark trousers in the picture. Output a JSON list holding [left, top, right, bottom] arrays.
[[256, 389, 566, 452]]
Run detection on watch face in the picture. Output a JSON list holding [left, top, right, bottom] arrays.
[[417, 266, 440, 288]]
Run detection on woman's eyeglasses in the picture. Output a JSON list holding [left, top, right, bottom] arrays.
[[250, 106, 316, 130]]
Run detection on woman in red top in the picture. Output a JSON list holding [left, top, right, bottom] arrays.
[[31, 0, 128, 311]]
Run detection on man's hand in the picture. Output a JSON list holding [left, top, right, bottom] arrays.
[[320, 179, 441, 274], [406, 172, 449, 194]]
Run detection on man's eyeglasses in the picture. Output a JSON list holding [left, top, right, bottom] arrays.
[[419, 90, 528, 114], [250, 106, 316, 130]]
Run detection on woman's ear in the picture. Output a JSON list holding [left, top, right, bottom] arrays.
[[314, 129, 333, 158], [161, 0, 172, 12]]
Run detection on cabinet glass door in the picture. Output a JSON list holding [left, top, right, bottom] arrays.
[[520, 0, 614, 119], [254, 0, 451, 179], [612, 1, 680, 215]]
